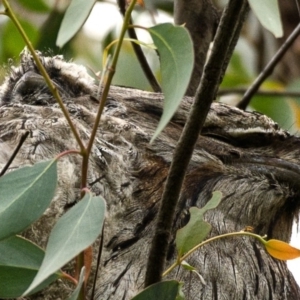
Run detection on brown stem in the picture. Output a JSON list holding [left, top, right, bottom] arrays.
[[0, 131, 29, 177], [117, 0, 161, 92]]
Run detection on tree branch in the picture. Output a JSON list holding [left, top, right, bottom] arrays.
[[117, 0, 161, 92], [238, 22, 300, 110], [219, 88, 300, 98], [0, 131, 29, 177], [144, 0, 249, 287], [174, 0, 220, 96]]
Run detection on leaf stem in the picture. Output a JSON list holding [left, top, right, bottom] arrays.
[[76, 1, 138, 296], [86, 0, 137, 155], [163, 231, 266, 277]]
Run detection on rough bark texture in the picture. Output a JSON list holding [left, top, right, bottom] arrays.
[[1, 53, 300, 299]]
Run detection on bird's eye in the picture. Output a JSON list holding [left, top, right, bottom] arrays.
[[12, 71, 49, 98], [202, 132, 234, 144], [202, 127, 285, 148], [11, 71, 68, 106]]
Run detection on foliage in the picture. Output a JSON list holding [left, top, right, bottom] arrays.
[[0, 236, 60, 298], [0, 160, 57, 241], [131, 281, 183, 300], [248, 0, 282, 37], [0, 0, 300, 299], [176, 191, 222, 257]]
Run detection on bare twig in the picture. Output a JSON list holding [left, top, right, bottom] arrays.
[[238, 23, 300, 110], [0, 132, 29, 177], [144, 0, 249, 287], [90, 227, 105, 300], [218, 88, 300, 98], [117, 0, 161, 92]]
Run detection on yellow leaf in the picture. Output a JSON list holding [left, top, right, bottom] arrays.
[[264, 239, 300, 260], [288, 100, 300, 129]]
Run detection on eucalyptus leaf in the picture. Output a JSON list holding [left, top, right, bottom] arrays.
[[148, 23, 194, 142], [248, 0, 283, 38], [24, 194, 106, 295], [0, 236, 60, 298], [176, 191, 222, 257], [0, 160, 57, 241], [56, 0, 96, 47]]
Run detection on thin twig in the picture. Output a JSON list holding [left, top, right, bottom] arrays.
[[218, 88, 300, 98], [90, 226, 105, 300], [144, 0, 249, 287], [238, 23, 300, 110], [0, 131, 29, 177], [117, 0, 161, 92], [75, 1, 138, 294]]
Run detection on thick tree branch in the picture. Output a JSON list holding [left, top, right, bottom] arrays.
[[144, 0, 249, 287]]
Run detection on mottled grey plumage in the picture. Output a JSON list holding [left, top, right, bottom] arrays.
[[1, 51, 300, 299]]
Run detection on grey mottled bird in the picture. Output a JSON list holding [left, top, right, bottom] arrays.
[[1, 51, 300, 299]]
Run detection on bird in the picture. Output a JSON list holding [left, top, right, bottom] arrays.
[[1, 50, 300, 299]]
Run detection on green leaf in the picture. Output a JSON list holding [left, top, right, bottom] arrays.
[[175, 283, 185, 300], [181, 260, 196, 271], [176, 191, 222, 257], [148, 23, 194, 142], [24, 194, 106, 295], [16, 0, 49, 12], [56, 0, 96, 47], [131, 280, 182, 300], [67, 267, 85, 300], [0, 160, 57, 241], [0, 236, 60, 298], [248, 0, 283, 38]]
